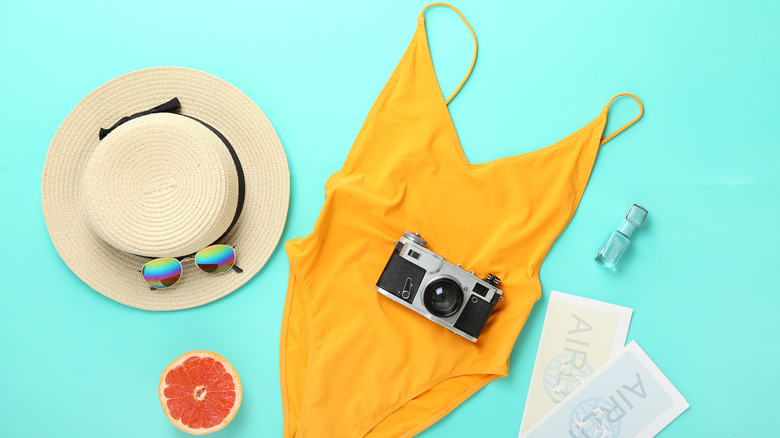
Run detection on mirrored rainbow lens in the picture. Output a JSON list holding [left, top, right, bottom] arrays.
[[195, 245, 235, 274], [142, 258, 182, 288]]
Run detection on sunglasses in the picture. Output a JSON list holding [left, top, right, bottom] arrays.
[[141, 244, 242, 289]]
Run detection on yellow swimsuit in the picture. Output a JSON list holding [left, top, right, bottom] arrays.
[[280, 3, 643, 436]]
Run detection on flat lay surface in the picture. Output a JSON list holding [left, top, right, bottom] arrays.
[[1, 0, 778, 436]]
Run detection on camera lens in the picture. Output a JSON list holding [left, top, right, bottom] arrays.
[[423, 278, 463, 317]]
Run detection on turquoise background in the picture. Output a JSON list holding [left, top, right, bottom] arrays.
[[1, 0, 777, 436]]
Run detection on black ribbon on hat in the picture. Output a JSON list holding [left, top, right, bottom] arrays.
[[98, 97, 182, 140], [99, 98, 246, 260]]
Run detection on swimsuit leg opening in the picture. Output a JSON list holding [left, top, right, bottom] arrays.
[[358, 370, 506, 438], [280, 266, 313, 437]]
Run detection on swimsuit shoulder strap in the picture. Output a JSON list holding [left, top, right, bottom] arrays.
[[600, 94, 644, 146], [419, 3, 478, 105]]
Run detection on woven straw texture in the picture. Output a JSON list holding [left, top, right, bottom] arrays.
[[42, 67, 289, 310]]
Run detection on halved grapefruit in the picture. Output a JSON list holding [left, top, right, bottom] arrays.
[[159, 351, 242, 435]]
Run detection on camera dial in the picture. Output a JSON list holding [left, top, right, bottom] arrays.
[[485, 274, 500, 286], [404, 231, 427, 247]]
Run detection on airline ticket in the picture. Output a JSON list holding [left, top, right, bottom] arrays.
[[519, 291, 633, 434], [520, 341, 689, 438]]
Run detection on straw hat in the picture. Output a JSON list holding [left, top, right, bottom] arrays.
[[42, 67, 290, 310]]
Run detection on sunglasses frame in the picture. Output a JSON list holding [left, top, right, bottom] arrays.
[[141, 245, 242, 290]]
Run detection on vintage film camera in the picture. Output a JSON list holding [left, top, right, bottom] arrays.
[[375, 231, 503, 342]]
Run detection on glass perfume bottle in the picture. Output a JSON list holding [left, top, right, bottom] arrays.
[[595, 204, 648, 270]]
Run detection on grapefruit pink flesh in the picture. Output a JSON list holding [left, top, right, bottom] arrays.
[[159, 352, 241, 435]]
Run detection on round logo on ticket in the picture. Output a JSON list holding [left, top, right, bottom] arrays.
[[568, 398, 622, 438], [543, 353, 594, 403]]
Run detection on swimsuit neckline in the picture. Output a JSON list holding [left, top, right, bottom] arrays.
[[416, 19, 607, 171]]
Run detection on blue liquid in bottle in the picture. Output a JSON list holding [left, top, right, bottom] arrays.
[[595, 204, 647, 270]]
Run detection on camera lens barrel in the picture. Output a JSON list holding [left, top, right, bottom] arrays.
[[423, 277, 463, 317]]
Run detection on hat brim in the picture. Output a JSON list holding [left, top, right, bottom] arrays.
[[42, 67, 290, 310]]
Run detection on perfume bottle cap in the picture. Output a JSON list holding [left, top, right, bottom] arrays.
[[626, 204, 648, 227], [617, 203, 647, 237]]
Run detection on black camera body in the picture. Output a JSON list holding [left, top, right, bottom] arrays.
[[375, 231, 503, 342]]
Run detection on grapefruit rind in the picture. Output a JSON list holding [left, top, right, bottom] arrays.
[[158, 351, 242, 435]]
